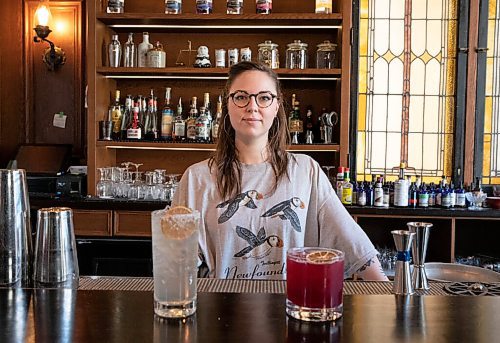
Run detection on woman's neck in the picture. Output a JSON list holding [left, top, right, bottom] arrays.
[[235, 138, 268, 164]]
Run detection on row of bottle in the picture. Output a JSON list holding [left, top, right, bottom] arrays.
[[108, 33, 164, 68], [107, 0, 273, 14], [335, 164, 484, 208], [107, 0, 333, 15], [106, 89, 222, 142], [109, 33, 337, 70], [288, 94, 338, 144]]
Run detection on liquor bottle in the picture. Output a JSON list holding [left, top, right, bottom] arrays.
[[196, 107, 211, 142], [408, 182, 418, 208], [123, 33, 137, 67], [147, 41, 166, 68], [356, 182, 367, 206], [289, 96, 303, 144], [455, 181, 466, 207], [382, 181, 390, 208], [126, 105, 143, 140], [394, 162, 408, 207], [341, 168, 353, 205], [173, 97, 186, 142], [227, 0, 243, 14], [449, 183, 456, 208], [256, 0, 272, 14], [441, 185, 451, 209], [106, 0, 124, 13], [186, 97, 198, 142], [418, 184, 429, 208], [435, 179, 443, 207], [203, 92, 212, 140], [161, 87, 174, 140], [211, 95, 222, 143], [366, 182, 374, 206], [138, 32, 153, 67], [120, 94, 133, 139], [415, 175, 422, 189], [196, 0, 213, 14], [373, 178, 384, 207], [109, 90, 123, 140], [473, 176, 482, 195], [428, 183, 436, 207], [108, 34, 122, 67], [144, 90, 158, 140], [335, 166, 344, 199], [305, 109, 314, 144], [165, 0, 182, 14]]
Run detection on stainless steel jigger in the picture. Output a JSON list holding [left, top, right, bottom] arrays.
[[407, 222, 433, 290], [391, 230, 416, 295]]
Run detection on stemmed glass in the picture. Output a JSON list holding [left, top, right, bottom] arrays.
[[166, 174, 181, 201], [97, 167, 114, 199], [322, 166, 336, 187], [128, 163, 144, 200], [465, 192, 487, 210]]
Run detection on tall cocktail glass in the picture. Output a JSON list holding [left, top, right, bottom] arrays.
[[151, 208, 200, 318], [286, 247, 344, 322]]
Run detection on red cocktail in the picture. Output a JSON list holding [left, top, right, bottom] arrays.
[[286, 247, 344, 321]]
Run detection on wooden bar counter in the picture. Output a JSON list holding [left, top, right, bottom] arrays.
[[1, 279, 499, 342]]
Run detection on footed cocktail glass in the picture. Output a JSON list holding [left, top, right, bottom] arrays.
[[152, 208, 200, 318], [286, 247, 344, 322], [465, 192, 487, 210]]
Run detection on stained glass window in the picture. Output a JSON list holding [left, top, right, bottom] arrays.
[[482, 0, 500, 185], [357, 0, 457, 182]]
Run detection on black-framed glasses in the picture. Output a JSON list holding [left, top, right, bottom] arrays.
[[228, 90, 278, 108]]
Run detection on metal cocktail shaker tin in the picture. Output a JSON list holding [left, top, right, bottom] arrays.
[[33, 207, 79, 288], [0, 169, 32, 287]]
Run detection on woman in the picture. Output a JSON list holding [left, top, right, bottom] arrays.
[[173, 61, 387, 281]]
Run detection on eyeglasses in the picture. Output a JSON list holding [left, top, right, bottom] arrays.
[[228, 90, 278, 108]]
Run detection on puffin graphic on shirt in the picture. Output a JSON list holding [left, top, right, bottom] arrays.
[[233, 226, 284, 259], [261, 197, 305, 232], [216, 190, 263, 223]]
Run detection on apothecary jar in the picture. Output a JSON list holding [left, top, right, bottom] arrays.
[[316, 40, 337, 69], [258, 40, 279, 69], [286, 40, 308, 69]]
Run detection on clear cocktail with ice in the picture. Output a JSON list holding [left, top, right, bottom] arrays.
[[152, 207, 200, 318]]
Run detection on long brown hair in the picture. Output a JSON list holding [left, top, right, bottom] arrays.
[[209, 61, 290, 199]]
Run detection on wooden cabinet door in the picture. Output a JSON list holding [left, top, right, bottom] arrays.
[[73, 209, 112, 236], [114, 211, 152, 237]]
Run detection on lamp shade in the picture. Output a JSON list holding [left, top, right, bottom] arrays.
[[34, 3, 52, 27]]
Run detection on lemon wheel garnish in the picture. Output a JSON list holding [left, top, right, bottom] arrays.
[[305, 251, 337, 264], [161, 206, 197, 239]]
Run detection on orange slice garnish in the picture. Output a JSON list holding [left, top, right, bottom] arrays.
[[161, 206, 197, 239], [306, 251, 337, 264], [166, 205, 193, 215]]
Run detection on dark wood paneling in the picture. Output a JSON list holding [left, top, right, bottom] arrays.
[[0, 0, 25, 168], [25, 1, 84, 158]]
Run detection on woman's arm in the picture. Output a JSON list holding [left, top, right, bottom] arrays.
[[355, 256, 389, 281]]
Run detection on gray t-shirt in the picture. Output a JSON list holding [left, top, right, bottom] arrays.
[[172, 153, 377, 279]]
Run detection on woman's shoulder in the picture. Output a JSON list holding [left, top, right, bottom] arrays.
[[288, 153, 321, 169], [183, 158, 212, 178]]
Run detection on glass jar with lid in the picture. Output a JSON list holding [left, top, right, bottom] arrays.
[[286, 40, 308, 69], [258, 40, 279, 69], [316, 40, 337, 69]]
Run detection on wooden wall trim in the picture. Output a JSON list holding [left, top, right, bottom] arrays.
[[24, 0, 84, 156], [464, 0, 480, 185], [0, 0, 25, 167], [340, 0, 352, 168]]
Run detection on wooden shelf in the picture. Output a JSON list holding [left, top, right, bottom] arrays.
[[97, 67, 342, 80], [97, 140, 339, 152], [97, 13, 343, 28]]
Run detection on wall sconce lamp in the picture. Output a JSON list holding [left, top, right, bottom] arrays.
[[33, 1, 66, 71]]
